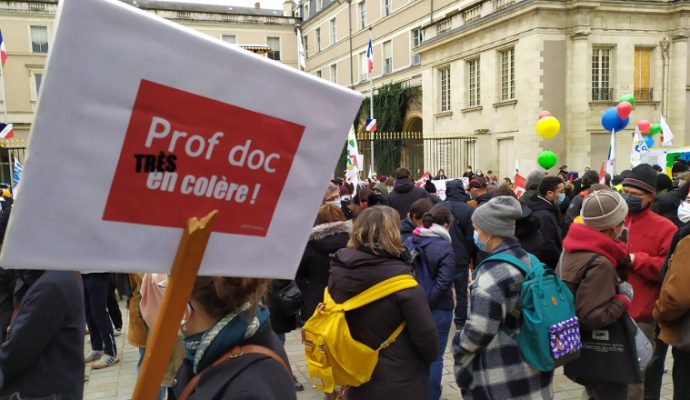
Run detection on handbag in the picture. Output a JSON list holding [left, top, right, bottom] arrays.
[[676, 312, 690, 351], [628, 316, 653, 373], [276, 280, 303, 316], [564, 313, 641, 384]]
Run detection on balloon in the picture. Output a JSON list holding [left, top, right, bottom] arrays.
[[619, 94, 636, 107], [644, 136, 654, 148], [617, 101, 632, 120], [538, 111, 552, 120], [650, 123, 662, 136], [601, 107, 629, 132], [537, 151, 558, 170], [536, 116, 560, 139], [638, 120, 651, 134]]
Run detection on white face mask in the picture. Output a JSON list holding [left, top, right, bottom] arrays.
[[678, 202, 690, 224]]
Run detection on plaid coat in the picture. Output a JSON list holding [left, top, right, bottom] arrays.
[[453, 240, 554, 399]]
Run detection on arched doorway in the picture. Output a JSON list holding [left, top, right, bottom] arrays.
[[402, 113, 424, 175]]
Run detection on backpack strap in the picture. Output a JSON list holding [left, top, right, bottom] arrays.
[[340, 275, 418, 312], [179, 344, 290, 400], [477, 253, 532, 276]]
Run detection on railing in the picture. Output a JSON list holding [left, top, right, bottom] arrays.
[[436, 19, 451, 35], [494, 0, 515, 11], [28, 3, 46, 12], [592, 88, 614, 101], [635, 88, 653, 101], [463, 5, 481, 23]]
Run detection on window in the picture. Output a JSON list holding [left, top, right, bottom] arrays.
[[221, 34, 236, 44], [29, 70, 43, 102], [316, 28, 321, 51], [330, 64, 337, 83], [317, 0, 323, 11], [411, 29, 423, 65], [358, 1, 367, 30], [383, 0, 392, 16], [304, 2, 309, 18], [383, 41, 392, 74], [304, 34, 309, 57], [439, 66, 450, 112], [500, 48, 515, 101], [30, 26, 48, 53], [267, 37, 280, 60], [634, 47, 652, 100], [592, 48, 612, 101], [468, 58, 480, 106], [316, 70, 322, 78], [330, 18, 337, 44], [360, 51, 368, 81]]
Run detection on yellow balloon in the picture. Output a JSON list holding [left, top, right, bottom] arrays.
[[536, 116, 560, 139]]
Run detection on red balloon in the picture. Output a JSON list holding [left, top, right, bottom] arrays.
[[538, 111, 551, 120], [638, 119, 651, 134], [617, 101, 633, 120]]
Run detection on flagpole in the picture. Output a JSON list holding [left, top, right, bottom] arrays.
[[368, 28, 375, 176], [0, 59, 7, 123]]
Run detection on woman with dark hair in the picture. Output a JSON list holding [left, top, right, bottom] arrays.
[[170, 277, 296, 400], [434, 169, 448, 181], [329, 206, 438, 399], [400, 198, 433, 241], [408, 205, 455, 400]]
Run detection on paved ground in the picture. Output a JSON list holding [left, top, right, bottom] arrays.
[[84, 304, 676, 400]]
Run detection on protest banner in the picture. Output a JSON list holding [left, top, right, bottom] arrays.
[[0, 0, 363, 280], [431, 179, 448, 200]]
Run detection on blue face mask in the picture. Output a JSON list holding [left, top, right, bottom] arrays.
[[182, 331, 207, 362], [556, 193, 566, 205], [473, 230, 487, 251], [622, 193, 644, 214]]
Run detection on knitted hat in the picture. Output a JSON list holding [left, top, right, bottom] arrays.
[[469, 177, 487, 189], [471, 196, 523, 237], [581, 190, 628, 230], [672, 160, 688, 175], [623, 164, 657, 194]]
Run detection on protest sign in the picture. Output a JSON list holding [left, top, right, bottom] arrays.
[[0, 0, 363, 279], [431, 179, 448, 200]]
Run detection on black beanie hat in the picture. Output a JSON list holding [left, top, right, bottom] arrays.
[[656, 174, 674, 192], [623, 164, 657, 194]]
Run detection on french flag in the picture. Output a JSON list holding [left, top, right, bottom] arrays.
[[366, 38, 373, 75], [0, 123, 13, 139], [0, 29, 6, 66], [366, 118, 376, 133]]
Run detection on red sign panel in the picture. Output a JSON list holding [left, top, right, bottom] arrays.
[[103, 79, 305, 236]]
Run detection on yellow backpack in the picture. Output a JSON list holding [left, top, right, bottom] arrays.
[[301, 274, 418, 394]]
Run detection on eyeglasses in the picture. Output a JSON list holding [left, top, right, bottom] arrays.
[[622, 189, 645, 199]]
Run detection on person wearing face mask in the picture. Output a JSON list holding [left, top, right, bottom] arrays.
[[453, 196, 554, 399], [620, 164, 678, 400], [527, 176, 566, 269], [169, 277, 296, 400], [557, 190, 636, 399], [654, 181, 690, 400]]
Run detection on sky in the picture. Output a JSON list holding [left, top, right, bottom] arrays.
[[156, 0, 288, 10]]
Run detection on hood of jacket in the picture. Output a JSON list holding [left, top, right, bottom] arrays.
[[400, 218, 417, 237], [393, 178, 416, 194], [445, 180, 469, 202], [309, 220, 351, 254], [413, 223, 452, 244], [476, 191, 494, 206], [563, 223, 629, 266], [329, 248, 413, 300], [515, 206, 541, 238], [527, 195, 557, 213], [525, 171, 546, 191]]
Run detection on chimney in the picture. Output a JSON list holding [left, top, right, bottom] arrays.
[[254, 2, 260, 8], [283, 0, 293, 17]]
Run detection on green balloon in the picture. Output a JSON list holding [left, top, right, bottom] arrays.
[[619, 94, 636, 107], [650, 123, 662, 136], [537, 151, 558, 170]]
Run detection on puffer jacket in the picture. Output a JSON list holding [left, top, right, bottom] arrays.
[[329, 248, 438, 400], [453, 240, 553, 399]]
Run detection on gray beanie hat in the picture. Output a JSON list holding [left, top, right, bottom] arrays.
[[581, 190, 628, 230], [471, 196, 523, 237]]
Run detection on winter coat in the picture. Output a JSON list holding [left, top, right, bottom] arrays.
[[563, 190, 590, 236], [329, 248, 438, 400], [453, 240, 554, 399], [654, 226, 690, 346], [515, 206, 547, 263], [0, 271, 85, 399], [388, 179, 429, 220], [475, 191, 493, 207], [557, 223, 630, 331], [296, 220, 351, 318], [527, 196, 563, 269], [268, 279, 299, 334], [0, 198, 12, 246], [412, 225, 455, 311], [128, 273, 148, 348], [400, 218, 417, 242], [0, 269, 14, 342], [626, 207, 677, 322], [170, 322, 296, 400], [442, 180, 476, 267], [518, 171, 546, 206], [652, 189, 682, 227]]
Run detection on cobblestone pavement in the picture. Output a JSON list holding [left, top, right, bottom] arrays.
[[85, 306, 675, 400]]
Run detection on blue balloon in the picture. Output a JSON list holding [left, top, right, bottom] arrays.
[[644, 135, 654, 148], [601, 107, 629, 132]]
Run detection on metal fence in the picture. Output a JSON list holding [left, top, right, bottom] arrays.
[[355, 131, 477, 178], [0, 147, 26, 187]]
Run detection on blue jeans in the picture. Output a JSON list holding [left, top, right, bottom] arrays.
[[429, 309, 453, 400]]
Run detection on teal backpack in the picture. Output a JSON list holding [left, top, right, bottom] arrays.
[[477, 253, 581, 371]]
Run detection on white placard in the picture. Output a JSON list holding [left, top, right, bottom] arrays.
[[0, 0, 363, 279]]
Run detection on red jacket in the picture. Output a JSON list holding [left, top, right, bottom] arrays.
[[625, 208, 677, 322]]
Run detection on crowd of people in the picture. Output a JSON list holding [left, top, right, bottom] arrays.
[[0, 160, 688, 400]]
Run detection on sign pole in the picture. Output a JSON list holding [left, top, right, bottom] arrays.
[[132, 210, 218, 400]]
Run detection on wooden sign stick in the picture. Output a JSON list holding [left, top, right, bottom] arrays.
[[132, 210, 218, 400]]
